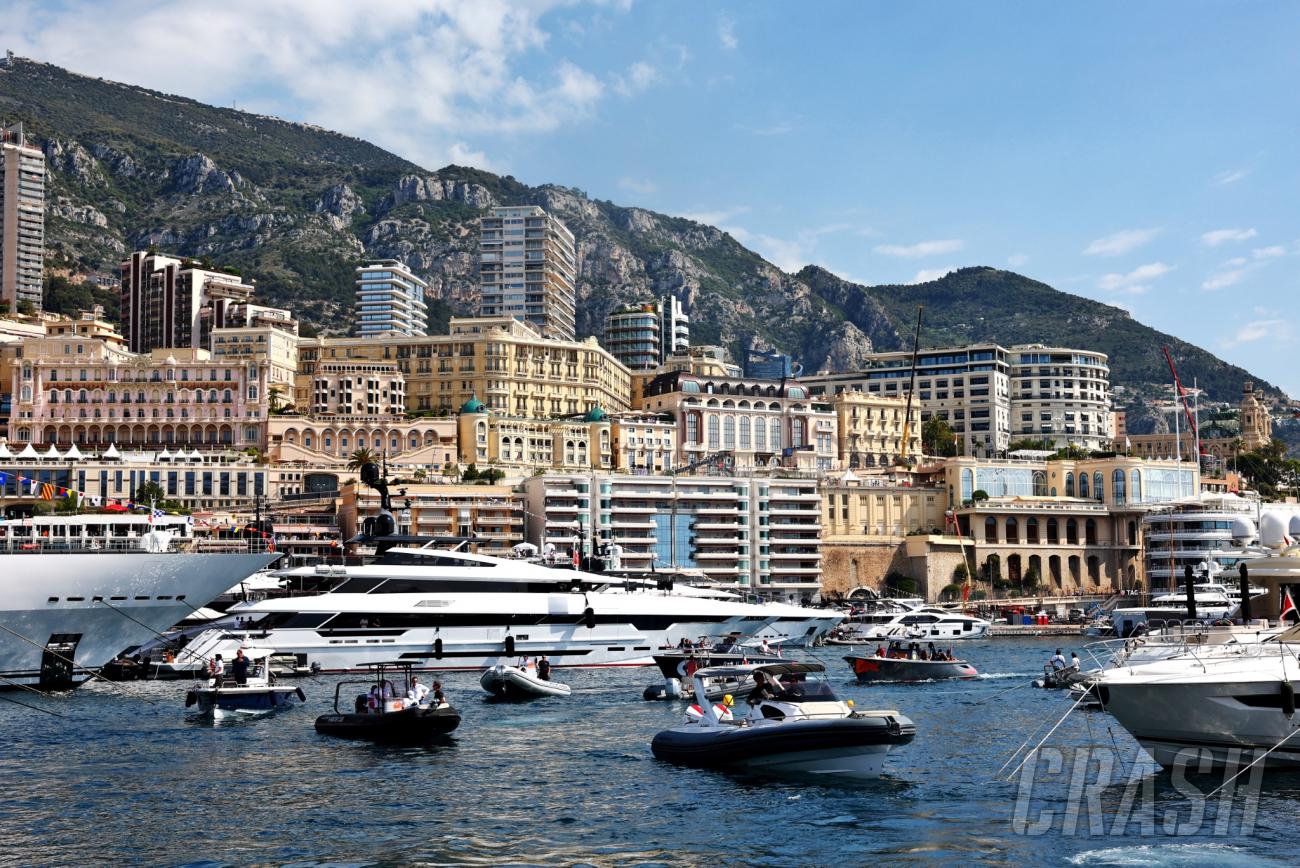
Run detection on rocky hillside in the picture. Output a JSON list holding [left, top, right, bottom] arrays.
[[0, 57, 1280, 406]]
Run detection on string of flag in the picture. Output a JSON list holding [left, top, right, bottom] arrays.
[[0, 470, 168, 518]]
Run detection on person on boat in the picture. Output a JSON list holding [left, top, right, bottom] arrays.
[[431, 681, 446, 706], [367, 685, 381, 712], [875, 644, 886, 658], [407, 677, 430, 706], [745, 671, 781, 706], [927, 642, 937, 660], [536, 656, 553, 682], [758, 638, 772, 656], [1069, 652, 1081, 673], [230, 649, 250, 685], [209, 654, 224, 683], [1048, 649, 1067, 671]]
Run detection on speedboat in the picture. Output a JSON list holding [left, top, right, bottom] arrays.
[[480, 662, 571, 699], [642, 647, 782, 700], [842, 606, 990, 642], [315, 661, 461, 744], [650, 661, 915, 779], [844, 646, 978, 683], [184, 647, 306, 719], [1091, 626, 1300, 769]]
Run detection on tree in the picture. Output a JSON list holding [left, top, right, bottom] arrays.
[[952, 561, 969, 583], [461, 463, 481, 482], [346, 447, 376, 472], [412, 468, 427, 482], [135, 480, 165, 506], [884, 570, 915, 595], [984, 553, 1002, 585], [922, 417, 958, 457]]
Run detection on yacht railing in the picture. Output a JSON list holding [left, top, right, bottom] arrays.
[[0, 536, 275, 554]]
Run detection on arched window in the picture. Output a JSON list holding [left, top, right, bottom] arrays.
[[739, 417, 751, 449], [1113, 469, 1126, 505], [791, 418, 806, 447], [755, 417, 767, 452], [1047, 518, 1059, 544], [1065, 518, 1078, 545], [985, 516, 998, 542], [770, 418, 782, 450], [723, 416, 736, 449], [1005, 517, 1019, 544], [1079, 472, 1089, 499], [1130, 469, 1142, 503], [1085, 518, 1097, 545], [1094, 472, 1104, 502], [961, 469, 974, 502], [707, 415, 720, 450], [1065, 472, 1074, 497]]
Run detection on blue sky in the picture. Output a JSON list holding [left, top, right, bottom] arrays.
[[8, 1, 1300, 395]]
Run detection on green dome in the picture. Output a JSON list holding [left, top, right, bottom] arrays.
[[584, 405, 608, 422], [460, 396, 487, 414]]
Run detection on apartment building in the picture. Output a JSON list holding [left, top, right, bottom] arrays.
[[0, 123, 44, 312], [603, 296, 689, 371], [479, 205, 577, 341], [354, 259, 428, 337], [295, 316, 631, 418], [639, 371, 837, 473], [524, 473, 823, 602], [833, 390, 921, 468], [342, 482, 525, 557], [1008, 345, 1112, 450]]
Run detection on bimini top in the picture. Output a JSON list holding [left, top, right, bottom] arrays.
[[694, 661, 825, 680]]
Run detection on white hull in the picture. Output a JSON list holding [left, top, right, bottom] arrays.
[[0, 552, 276, 688]]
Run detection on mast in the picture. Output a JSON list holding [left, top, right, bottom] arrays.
[[898, 305, 924, 463]]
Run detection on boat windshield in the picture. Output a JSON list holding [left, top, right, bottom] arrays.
[[772, 672, 837, 701]]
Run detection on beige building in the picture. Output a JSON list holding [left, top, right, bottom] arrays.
[[479, 205, 577, 341], [833, 390, 921, 468], [610, 412, 677, 474], [296, 316, 631, 418], [457, 399, 612, 474], [342, 481, 525, 557], [640, 371, 837, 474], [0, 123, 44, 312]]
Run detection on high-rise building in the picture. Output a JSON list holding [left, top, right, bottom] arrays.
[[119, 251, 295, 354], [660, 294, 689, 359], [479, 205, 577, 341], [353, 259, 428, 337], [603, 296, 689, 371], [0, 123, 45, 312]]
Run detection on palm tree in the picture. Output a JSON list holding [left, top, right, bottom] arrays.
[[346, 447, 377, 471]]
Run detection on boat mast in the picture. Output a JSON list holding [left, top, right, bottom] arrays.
[[898, 305, 923, 464]]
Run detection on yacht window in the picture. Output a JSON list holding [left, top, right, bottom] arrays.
[[374, 552, 490, 567], [333, 577, 386, 594]]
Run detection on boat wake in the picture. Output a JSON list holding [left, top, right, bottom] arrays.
[[1066, 843, 1281, 867], [974, 672, 1036, 680]]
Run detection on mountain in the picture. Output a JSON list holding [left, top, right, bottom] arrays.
[[0, 57, 1282, 411]]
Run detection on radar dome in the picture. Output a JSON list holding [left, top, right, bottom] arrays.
[[1231, 516, 1257, 545]]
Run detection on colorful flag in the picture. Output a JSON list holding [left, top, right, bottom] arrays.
[[1282, 589, 1298, 623], [39, 483, 55, 500]]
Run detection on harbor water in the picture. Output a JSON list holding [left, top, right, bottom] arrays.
[[3, 637, 1300, 866]]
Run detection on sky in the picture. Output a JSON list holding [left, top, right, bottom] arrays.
[[7, 1, 1300, 395]]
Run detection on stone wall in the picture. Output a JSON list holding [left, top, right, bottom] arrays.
[[820, 539, 911, 597]]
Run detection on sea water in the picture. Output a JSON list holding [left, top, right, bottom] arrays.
[[2, 637, 1299, 866]]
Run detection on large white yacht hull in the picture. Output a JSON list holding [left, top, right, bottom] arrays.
[[0, 552, 276, 688]]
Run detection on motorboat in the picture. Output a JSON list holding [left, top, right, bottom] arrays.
[[1091, 626, 1300, 769], [823, 600, 920, 645], [480, 661, 571, 699], [836, 606, 990, 642], [844, 645, 978, 683], [641, 647, 783, 701], [184, 647, 306, 719], [0, 514, 277, 689], [650, 661, 916, 779], [315, 661, 461, 744]]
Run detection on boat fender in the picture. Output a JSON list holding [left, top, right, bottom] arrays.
[[685, 703, 733, 723], [296, 687, 307, 702], [184, 690, 196, 708], [643, 686, 665, 701], [434, 637, 444, 660], [1282, 681, 1296, 718], [584, 607, 596, 630], [505, 635, 516, 656]]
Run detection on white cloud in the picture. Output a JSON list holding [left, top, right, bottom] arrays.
[[1082, 228, 1161, 257], [718, 16, 738, 50], [1215, 168, 1249, 185], [1253, 245, 1287, 259], [1201, 227, 1258, 246], [909, 266, 956, 284], [1007, 253, 1030, 268], [1097, 261, 1173, 292], [735, 121, 795, 136], [1202, 268, 1247, 291], [1222, 319, 1291, 349], [617, 176, 656, 195], [7, 0, 634, 169], [679, 205, 751, 226], [874, 239, 965, 258], [612, 60, 659, 96]]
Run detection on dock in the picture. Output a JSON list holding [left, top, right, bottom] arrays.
[[987, 624, 1085, 637]]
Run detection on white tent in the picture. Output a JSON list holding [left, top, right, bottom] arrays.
[[63, 443, 85, 460], [0, 442, 12, 460], [41, 444, 62, 460], [188, 449, 205, 461], [17, 443, 40, 459], [157, 448, 173, 461], [102, 443, 122, 460]]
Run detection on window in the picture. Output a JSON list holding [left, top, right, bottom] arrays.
[[740, 417, 751, 449], [707, 415, 720, 450], [1064, 472, 1074, 497], [1112, 469, 1126, 505]]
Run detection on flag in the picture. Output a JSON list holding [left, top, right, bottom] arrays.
[[1282, 589, 1298, 623], [39, 483, 55, 500], [961, 582, 971, 603], [1124, 436, 1132, 453]]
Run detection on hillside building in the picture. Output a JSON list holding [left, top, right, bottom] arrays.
[[603, 296, 689, 371], [479, 205, 577, 341], [0, 123, 44, 312]]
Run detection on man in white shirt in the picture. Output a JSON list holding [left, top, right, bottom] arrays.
[[407, 677, 430, 706], [1049, 649, 1067, 671]]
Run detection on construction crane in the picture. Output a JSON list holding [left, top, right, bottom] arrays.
[[1161, 346, 1199, 446], [897, 305, 923, 464]]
